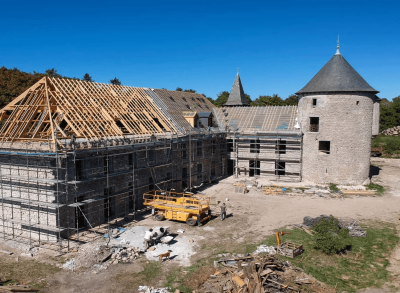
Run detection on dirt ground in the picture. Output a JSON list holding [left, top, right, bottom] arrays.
[[2, 158, 400, 293]]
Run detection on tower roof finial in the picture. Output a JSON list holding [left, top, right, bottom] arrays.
[[335, 35, 340, 55], [237, 66, 239, 75]]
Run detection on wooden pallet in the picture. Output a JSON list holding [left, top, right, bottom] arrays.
[[277, 242, 303, 258]]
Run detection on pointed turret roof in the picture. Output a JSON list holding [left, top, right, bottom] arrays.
[[296, 51, 378, 95], [224, 73, 250, 106]]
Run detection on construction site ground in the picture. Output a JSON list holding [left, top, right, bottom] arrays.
[[1, 157, 400, 293]]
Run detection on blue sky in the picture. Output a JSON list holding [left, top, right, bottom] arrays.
[[1, 0, 399, 101]]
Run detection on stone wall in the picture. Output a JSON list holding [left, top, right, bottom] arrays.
[[298, 93, 374, 184], [0, 134, 227, 241], [228, 135, 302, 181]]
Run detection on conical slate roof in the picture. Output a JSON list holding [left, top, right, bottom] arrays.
[[296, 53, 378, 94], [224, 73, 250, 106]]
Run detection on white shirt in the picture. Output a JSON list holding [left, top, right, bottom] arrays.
[[144, 230, 154, 240]]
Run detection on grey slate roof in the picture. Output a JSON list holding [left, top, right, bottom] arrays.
[[151, 89, 218, 131], [224, 73, 250, 106], [214, 106, 299, 132], [296, 53, 378, 94]]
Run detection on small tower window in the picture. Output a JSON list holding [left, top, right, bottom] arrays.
[[356, 101, 360, 105], [319, 141, 330, 154], [312, 99, 317, 106], [309, 117, 319, 132]]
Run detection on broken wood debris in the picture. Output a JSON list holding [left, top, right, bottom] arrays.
[[0, 283, 39, 292], [262, 187, 283, 195], [202, 255, 314, 293]]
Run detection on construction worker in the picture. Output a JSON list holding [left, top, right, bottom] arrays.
[[144, 228, 154, 249], [220, 203, 227, 221]]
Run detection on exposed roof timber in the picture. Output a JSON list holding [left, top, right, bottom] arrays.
[[0, 77, 178, 150]]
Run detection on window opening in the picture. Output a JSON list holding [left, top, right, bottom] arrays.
[[197, 141, 202, 156], [103, 156, 113, 174], [104, 197, 115, 220], [275, 139, 286, 154], [115, 120, 128, 133], [312, 99, 317, 106], [149, 177, 155, 191], [309, 117, 319, 132], [250, 139, 260, 154], [128, 182, 134, 210], [148, 149, 156, 162], [275, 161, 286, 176], [128, 153, 133, 166], [249, 160, 260, 177], [197, 164, 202, 180], [76, 160, 85, 180], [152, 118, 165, 130], [319, 141, 330, 154], [60, 119, 68, 131], [227, 139, 233, 152], [356, 101, 360, 105], [182, 167, 188, 178], [181, 143, 187, 159], [75, 195, 86, 228]]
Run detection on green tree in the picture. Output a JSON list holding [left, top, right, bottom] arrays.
[[380, 96, 400, 131], [45, 68, 62, 78], [213, 91, 230, 107], [251, 94, 285, 106], [183, 89, 196, 93], [82, 73, 94, 82], [110, 77, 122, 85], [176, 87, 183, 91], [284, 94, 298, 105]]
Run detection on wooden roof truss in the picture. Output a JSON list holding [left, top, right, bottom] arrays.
[[0, 77, 177, 149]]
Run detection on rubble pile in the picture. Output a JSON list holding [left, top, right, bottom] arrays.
[[110, 246, 141, 264], [381, 125, 400, 136], [138, 286, 171, 293], [300, 215, 367, 237], [201, 255, 333, 293], [63, 242, 143, 271]]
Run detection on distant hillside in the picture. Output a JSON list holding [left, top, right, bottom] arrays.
[[0, 67, 47, 108]]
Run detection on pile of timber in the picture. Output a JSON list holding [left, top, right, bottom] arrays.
[[201, 255, 321, 293], [262, 187, 283, 195], [340, 189, 376, 196]]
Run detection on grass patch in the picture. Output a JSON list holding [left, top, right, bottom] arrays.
[[262, 221, 399, 293], [372, 135, 400, 157], [366, 182, 386, 195], [329, 183, 339, 193], [139, 261, 161, 282], [0, 257, 60, 289]]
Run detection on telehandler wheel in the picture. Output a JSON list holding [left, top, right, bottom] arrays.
[[186, 218, 197, 226], [155, 214, 165, 221]]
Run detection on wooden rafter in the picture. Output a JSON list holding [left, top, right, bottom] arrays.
[[0, 77, 177, 148]]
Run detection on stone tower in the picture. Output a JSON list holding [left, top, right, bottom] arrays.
[[296, 44, 380, 185], [224, 73, 250, 106]]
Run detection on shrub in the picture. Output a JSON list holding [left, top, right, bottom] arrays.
[[329, 183, 339, 193], [313, 217, 351, 255]]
